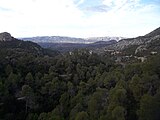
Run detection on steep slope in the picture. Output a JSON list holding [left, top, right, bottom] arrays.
[[109, 36, 150, 50], [0, 33, 43, 55], [104, 27, 160, 55], [0, 32, 59, 57], [145, 27, 160, 37]]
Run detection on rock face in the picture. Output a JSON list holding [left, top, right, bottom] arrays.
[[111, 37, 150, 50], [0, 32, 13, 41]]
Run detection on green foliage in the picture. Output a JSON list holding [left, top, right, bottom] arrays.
[[25, 72, 34, 86], [1, 43, 160, 120], [75, 111, 89, 120], [129, 74, 143, 101], [88, 88, 108, 120], [27, 113, 38, 120], [138, 93, 160, 120], [38, 113, 48, 120], [112, 106, 126, 120], [5, 64, 13, 76]]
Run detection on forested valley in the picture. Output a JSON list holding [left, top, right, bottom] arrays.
[[1, 42, 160, 120]]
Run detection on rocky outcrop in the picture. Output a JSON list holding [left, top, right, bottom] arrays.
[[135, 45, 147, 54], [106, 27, 160, 51], [0, 32, 13, 41], [109, 36, 151, 50]]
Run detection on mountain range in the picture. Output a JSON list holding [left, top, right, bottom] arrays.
[[21, 36, 124, 44], [20, 36, 122, 52], [1, 26, 160, 56]]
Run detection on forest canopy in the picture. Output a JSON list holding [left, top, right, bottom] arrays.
[[0, 45, 160, 120]]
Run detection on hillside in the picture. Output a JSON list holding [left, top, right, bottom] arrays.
[[1, 29, 160, 120], [100, 27, 160, 56], [0, 32, 59, 57]]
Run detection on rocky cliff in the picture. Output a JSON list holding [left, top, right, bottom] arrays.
[[0, 32, 13, 42]]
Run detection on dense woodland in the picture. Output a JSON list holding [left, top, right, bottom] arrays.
[[0, 39, 160, 120]]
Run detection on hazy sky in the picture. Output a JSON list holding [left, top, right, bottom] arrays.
[[0, 0, 160, 38]]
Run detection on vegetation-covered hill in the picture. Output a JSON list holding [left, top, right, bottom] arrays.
[[0, 32, 160, 120]]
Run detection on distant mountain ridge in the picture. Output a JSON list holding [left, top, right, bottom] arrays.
[[20, 36, 122, 52], [39, 40, 117, 52], [2, 26, 160, 55], [21, 36, 124, 44], [21, 36, 87, 44]]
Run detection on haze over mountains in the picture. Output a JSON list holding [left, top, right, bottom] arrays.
[[21, 36, 124, 44], [20, 35, 124, 52]]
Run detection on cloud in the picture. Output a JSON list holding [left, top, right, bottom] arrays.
[[0, 0, 160, 38], [84, 5, 110, 12], [76, 0, 160, 37], [0, 7, 12, 12], [0, 0, 85, 37], [76, 0, 142, 14], [74, 0, 85, 6], [102, 0, 141, 12]]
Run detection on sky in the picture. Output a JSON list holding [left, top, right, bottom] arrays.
[[0, 0, 160, 38]]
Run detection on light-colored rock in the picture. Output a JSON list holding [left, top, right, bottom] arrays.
[[0, 32, 12, 41]]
